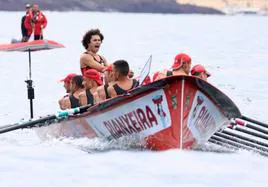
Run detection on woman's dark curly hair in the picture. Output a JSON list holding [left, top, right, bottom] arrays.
[[82, 29, 104, 49]]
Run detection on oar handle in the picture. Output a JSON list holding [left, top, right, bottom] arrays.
[[56, 108, 80, 118], [54, 104, 93, 119]]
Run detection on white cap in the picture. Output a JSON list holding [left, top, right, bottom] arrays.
[[25, 4, 31, 8]]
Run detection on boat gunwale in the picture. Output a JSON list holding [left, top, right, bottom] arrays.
[[65, 75, 241, 121]]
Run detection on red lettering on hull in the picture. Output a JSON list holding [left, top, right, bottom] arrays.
[[146, 106, 158, 127], [103, 106, 160, 139], [195, 106, 216, 132]]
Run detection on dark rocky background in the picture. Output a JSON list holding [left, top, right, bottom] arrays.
[[0, 0, 223, 14]]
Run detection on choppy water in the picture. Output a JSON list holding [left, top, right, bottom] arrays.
[[0, 12, 268, 187]]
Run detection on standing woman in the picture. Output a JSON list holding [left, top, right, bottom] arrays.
[[80, 29, 108, 75]]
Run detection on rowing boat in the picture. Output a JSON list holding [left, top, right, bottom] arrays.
[[1, 40, 267, 154], [35, 75, 241, 150]]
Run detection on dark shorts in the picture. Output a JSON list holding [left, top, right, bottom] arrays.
[[34, 35, 43, 40], [21, 28, 28, 37]]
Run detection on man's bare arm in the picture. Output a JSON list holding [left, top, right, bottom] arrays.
[[80, 54, 105, 72]]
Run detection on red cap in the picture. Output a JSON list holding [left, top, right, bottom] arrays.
[[25, 4, 31, 8], [152, 71, 160, 81], [172, 53, 191, 69], [60, 73, 77, 84], [104, 64, 113, 72], [83, 69, 103, 86], [191, 64, 211, 77]]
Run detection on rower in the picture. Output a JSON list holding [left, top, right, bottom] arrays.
[[60, 73, 77, 94], [58, 73, 77, 108], [108, 60, 139, 98], [80, 29, 108, 75], [155, 53, 192, 80], [59, 75, 84, 110], [96, 64, 115, 101], [79, 69, 103, 106], [191, 64, 211, 81]]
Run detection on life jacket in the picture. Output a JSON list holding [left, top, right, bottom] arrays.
[[24, 11, 47, 35]]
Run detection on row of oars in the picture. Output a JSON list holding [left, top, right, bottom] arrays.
[[209, 116, 268, 156]]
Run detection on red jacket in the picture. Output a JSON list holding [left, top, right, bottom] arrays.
[[24, 11, 47, 35]]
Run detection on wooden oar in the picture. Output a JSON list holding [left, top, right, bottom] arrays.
[[210, 134, 268, 157], [209, 116, 268, 156], [0, 104, 92, 134], [241, 115, 268, 129], [235, 118, 268, 135], [229, 124, 268, 141]]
